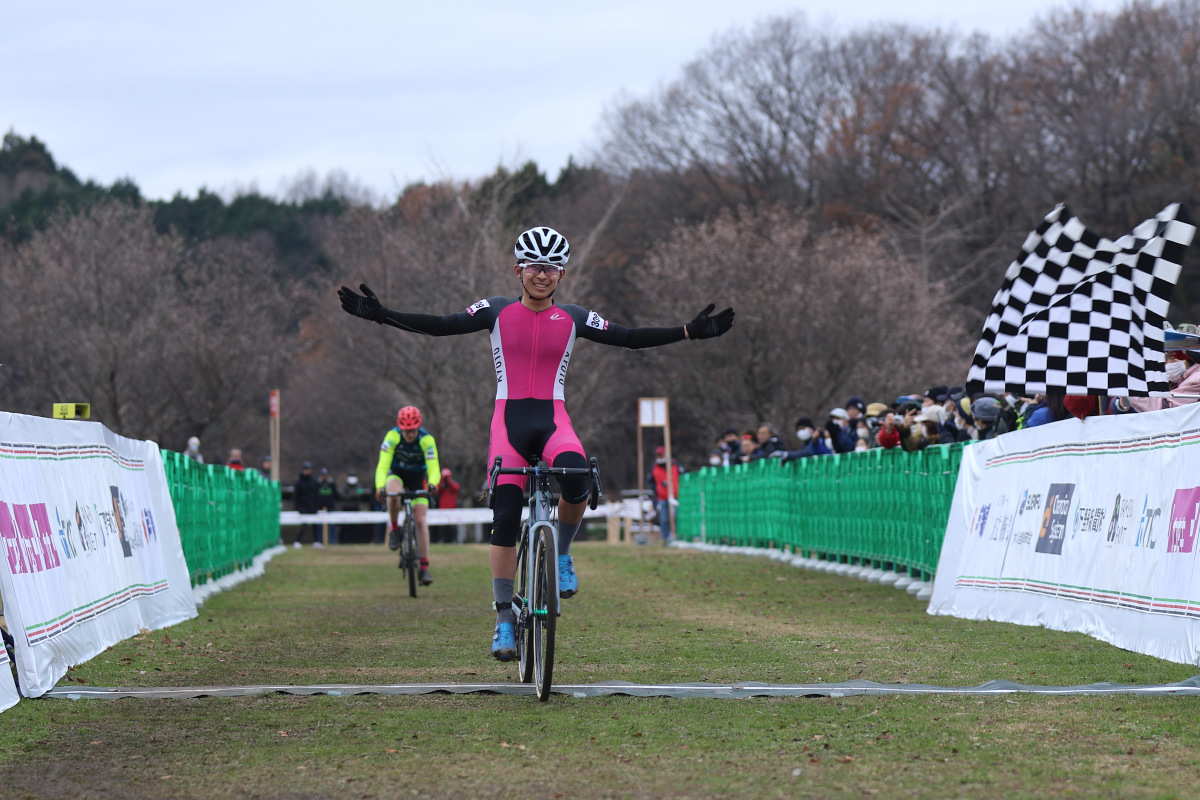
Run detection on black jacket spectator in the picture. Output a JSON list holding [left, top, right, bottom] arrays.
[[317, 472, 339, 512], [294, 468, 320, 514], [751, 436, 786, 460]]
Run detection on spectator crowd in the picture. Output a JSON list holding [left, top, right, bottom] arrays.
[[708, 324, 1200, 466]]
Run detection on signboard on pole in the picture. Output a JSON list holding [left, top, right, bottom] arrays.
[[637, 397, 674, 541]]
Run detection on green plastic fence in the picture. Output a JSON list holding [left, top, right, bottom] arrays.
[[676, 444, 965, 580], [161, 449, 282, 586]]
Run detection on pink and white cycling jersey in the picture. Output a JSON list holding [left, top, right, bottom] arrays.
[[466, 297, 610, 401], [378, 295, 685, 491]]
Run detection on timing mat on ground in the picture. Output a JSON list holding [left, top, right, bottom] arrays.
[[40, 676, 1200, 700]]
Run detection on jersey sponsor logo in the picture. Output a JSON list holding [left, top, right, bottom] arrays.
[[557, 348, 571, 387], [467, 299, 490, 316], [550, 312, 565, 320], [586, 311, 608, 331]]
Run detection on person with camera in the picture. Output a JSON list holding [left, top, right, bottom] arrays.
[[781, 417, 833, 462]]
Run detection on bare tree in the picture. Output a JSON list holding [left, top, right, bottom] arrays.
[[630, 206, 972, 443], [0, 201, 311, 454], [599, 13, 837, 209]]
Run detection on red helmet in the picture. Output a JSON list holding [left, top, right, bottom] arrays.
[[396, 406, 422, 429]]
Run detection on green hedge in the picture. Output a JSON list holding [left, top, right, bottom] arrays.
[[676, 444, 965, 580], [161, 450, 281, 586]]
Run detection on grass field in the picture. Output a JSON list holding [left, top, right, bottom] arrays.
[[3, 541, 1200, 799]]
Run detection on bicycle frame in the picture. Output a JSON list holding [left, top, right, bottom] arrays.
[[487, 456, 601, 700], [524, 470, 560, 618], [388, 489, 429, 598]]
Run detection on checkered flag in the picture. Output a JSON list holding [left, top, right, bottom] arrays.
[[966, 203, 1195, 398]]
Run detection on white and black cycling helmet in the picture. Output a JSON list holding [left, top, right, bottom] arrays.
[[514, 226, 570, 265]]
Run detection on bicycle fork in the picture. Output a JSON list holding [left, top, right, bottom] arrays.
[[527, 519, 560, 618]]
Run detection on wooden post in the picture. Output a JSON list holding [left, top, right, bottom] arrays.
[[663, 400, 675, 540], [269, 389, 281, 482], [637, 411, 645, 539]]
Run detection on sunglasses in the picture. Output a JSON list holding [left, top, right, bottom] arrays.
[[520, 262, 563, 276]]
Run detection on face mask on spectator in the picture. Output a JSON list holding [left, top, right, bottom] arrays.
[[709, 455, 722, 466], [854, 440, 869, 451], [1167, 360, 1187, 383], [857, 428, 870, 441], [797, 429, 813, 442]]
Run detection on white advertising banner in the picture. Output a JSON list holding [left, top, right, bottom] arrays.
[[0, 638, 17, 711], [0, 412, 197, 698], [930, 402, 1200, 665]]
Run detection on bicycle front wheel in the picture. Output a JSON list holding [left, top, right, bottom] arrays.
[[515, 527, 534, 684], [532, 525, 558, 701], [404, 517, 418, 598]]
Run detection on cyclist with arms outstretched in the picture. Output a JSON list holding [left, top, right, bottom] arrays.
[[340, 227, 734, 661], [376, 405, 440, 585]]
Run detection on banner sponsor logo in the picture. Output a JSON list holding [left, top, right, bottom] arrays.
[[1072, 503, 1108, 540], [1012, 489, 1042, 545], [1166, 487, 1200, 553], [0, 502, 61, 574], [1106, 493, 1137, 546], [1036, 483, 1075, 555], [971, 503, 991, 538], [970, 494, 1018, 542], [1134, 495, 1164, 550]]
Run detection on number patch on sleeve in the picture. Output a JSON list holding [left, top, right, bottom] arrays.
[[586, 311, 609, 331], [467, 299, 491, 316]]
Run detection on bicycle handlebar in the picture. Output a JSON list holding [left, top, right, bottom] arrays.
[[389, 489, 431, 500], [486, 456, 603, 510]]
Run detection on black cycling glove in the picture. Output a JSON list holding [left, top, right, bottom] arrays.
[[685, 304, 735, 340], [338, 283, 389, 324]]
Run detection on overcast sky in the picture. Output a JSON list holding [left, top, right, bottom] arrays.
[[4, 0, 1129, 202]]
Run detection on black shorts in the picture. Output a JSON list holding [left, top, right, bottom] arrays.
[[388, 470, 428, 502]]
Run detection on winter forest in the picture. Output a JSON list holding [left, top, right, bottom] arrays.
[[3, 2, 1200, 493]]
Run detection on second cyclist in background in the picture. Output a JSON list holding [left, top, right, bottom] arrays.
[[376, 405, 440, 585]]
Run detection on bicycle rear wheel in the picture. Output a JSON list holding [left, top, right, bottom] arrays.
[[403, 517, 418, 598], [515, 527, 534, 683], [532, 525, 557, 701]]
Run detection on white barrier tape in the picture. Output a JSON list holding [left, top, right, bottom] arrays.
[[280, 501, 642, 527]]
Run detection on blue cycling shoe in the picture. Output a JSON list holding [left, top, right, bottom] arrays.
[[491, 622, 516, 662], [558, 554, 578, 598]]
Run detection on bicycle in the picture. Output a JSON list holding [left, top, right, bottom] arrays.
[[487, 456, 601, 701], [390, 489, 429, 598]]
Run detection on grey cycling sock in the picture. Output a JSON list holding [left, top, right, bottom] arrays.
[[557, 518, 583, 556], [493, 578, 514, 626]]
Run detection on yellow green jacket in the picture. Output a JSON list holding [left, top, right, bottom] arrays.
[[375, 426, 440, 490]]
